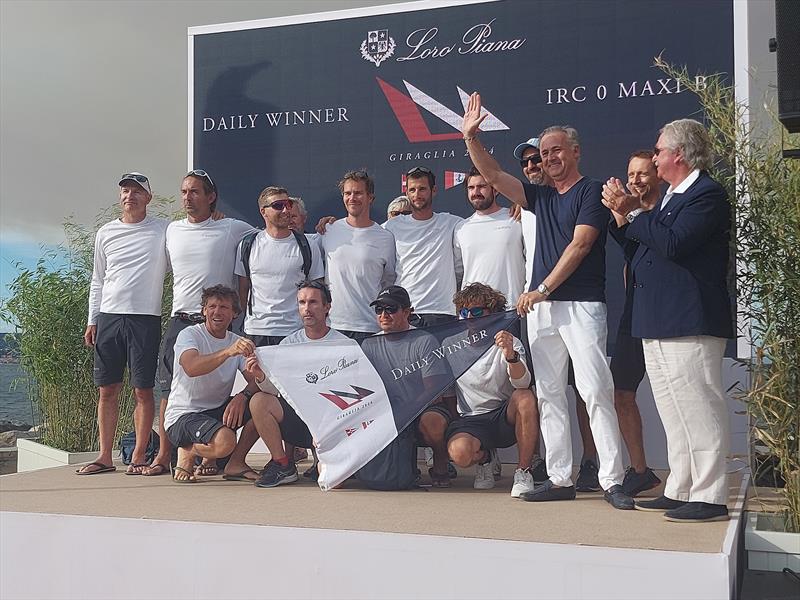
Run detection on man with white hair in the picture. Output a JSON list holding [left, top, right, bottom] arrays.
[[79, 172, 168, 475], [602, 119, 733, 522]]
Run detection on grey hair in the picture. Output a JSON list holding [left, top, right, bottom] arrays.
[[659, 119, 713, 171], [290, 196, 307, 216], [539, 125, 580, 148]]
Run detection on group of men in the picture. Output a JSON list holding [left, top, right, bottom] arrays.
[[77, 96, 733, 522]]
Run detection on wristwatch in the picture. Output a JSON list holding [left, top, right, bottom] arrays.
[[240, 388, 254, 400], [507, 351, 520, 364], [625, 208, 644, 223], [537, 283, 550, 296]]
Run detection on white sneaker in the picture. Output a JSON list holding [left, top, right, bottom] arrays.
[[489, 448, 502, 481], [474, 462, 495, 489], [511, 468, 535, 498], [424, 447, 434, 468]]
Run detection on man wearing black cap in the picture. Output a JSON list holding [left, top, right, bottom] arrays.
[[145, 170, 256, 477], [78, 173, 169, 475], [369, 285, 454, 487]]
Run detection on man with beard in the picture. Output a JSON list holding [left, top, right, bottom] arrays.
[[462, 93, 631, 510], [321, 170, 396, 340]]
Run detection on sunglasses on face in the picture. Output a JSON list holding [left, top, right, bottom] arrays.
[[264, 199, 294, 211], [389, 210, 412, 217], [121, 173, 148, 184], [459, 306, 486, 319], [520, 155, 542, 168], [374, 304, 401, 315], [187, 169, 215, 188]]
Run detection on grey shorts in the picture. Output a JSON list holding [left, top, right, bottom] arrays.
[[93, 313, 161, 388], [445, 403, 516, 451], [166, 397, 253, 448], [156, 316, 195, 396]]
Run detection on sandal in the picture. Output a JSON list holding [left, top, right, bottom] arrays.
[[172, 465, 198, 483], [194, 462, 219, 476], [142, 463, 169, 476]]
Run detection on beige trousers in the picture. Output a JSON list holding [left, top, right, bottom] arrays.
[[643, 336, 729, 505]]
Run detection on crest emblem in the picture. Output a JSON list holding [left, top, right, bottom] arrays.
[[306, 372, 319, 384], [360, 29, 395, 68]]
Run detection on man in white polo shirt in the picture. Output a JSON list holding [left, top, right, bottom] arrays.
[[78, 172, 169, 476], [383, 167, 464, 328], [145, 169, 256, 477], [321, 170, 396, 340]]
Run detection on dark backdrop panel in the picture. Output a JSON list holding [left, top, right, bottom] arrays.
[[192, 0, 734, 353]]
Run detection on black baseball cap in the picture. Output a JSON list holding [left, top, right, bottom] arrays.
[[370, 285, 411, 309]]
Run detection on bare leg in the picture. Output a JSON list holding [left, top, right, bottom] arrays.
[[447, 433, 484, 468], [144, 397, 172, 475], [126, 387, 155, 473], [224, 420, 260, 480], [249, 392, 288, 460], [418, 411, 449, 476], [174, 446, 197, 482], [615, 390, 647, 472], [506, 389, 538, 469], [575, 388, 597, 461], [77, 383, 122, 473], [192, 427, 236, 459]]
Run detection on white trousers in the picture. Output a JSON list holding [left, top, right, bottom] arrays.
[[527, 301, 624, 489], [643, 336, 729, 505]]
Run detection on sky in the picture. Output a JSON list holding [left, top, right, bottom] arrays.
[[0, 0, 390, 332]]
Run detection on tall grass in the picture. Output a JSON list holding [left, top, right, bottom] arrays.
[[655, 57, 800, 531], [2, 198, 176, 452]]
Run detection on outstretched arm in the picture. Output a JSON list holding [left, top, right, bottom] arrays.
[[462, 92, 527, 207]]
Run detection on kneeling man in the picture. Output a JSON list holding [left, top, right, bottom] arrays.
[[163, 285, 263, 483], [247, 280, 348, 488], [446, 283, 539, 498]]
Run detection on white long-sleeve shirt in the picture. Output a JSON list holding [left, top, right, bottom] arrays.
[[87, 215, 169, 325]]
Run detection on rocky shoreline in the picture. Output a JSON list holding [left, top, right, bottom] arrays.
[[0, 419, 36, 447]]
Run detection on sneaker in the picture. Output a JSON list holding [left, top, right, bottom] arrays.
[[634, 495, 687, 512], [511, 468, 534, 498], [663, 502, 729, 523], [603, 484, 635, 510], [622, 467, 662, 497], [519, 479, 576, 502], [447, 461, 458, 479], [530, 456, 549, 484], [489, 448, 502, 481], [474, 461, 495, 489], [255, 460, 298, 488], [424, 447, 434, 468], [575, 458, 601, 492]]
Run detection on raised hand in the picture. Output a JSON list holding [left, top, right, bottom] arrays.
[[462, 92, 489, 139]]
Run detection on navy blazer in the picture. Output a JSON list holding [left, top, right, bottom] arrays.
[[609, 172, 734, 340]]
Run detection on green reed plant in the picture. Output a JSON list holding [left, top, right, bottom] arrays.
[[2, 197, 177, 452], [656, 56, 800, 531]]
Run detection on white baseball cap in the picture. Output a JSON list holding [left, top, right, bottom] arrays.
[[513, 137, 540, 160]]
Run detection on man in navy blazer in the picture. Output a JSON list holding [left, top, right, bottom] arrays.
[[602, 118, 733, 523]]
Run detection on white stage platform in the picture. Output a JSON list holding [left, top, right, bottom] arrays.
[[1, 462, 748, 600]]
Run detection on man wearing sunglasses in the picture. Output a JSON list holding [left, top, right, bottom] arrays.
[[444, 283, 538, 498], [146, 169, 257, 477], [386, 195, 411, 220], [320, 170, 397, 340], [383, 167, 464, 328], [462, 93, 632, 510], [79, 173, 169, 476], [367, 285, 454, 487], [235, 186, 325, 347]]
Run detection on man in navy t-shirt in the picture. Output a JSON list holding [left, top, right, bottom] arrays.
[[461, 92, 631, 510]]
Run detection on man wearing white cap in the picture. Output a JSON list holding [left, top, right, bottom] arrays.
[[78, 173, 169, 475]]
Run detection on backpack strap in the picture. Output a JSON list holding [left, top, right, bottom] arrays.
[[292, 230, 313, 278], [239, 230, 260, 316]]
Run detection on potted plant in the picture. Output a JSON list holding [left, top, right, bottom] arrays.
[[656, 57, 799, 570], [2, 200, 176, 470]]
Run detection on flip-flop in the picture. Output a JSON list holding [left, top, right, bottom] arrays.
[[125, 463, 149, 475], [172, 465, 199, 483], [194, 463, 219, 476], [76, 462, 116, 475], [222, 469, 259, 482], [142, 463, 169, 477]]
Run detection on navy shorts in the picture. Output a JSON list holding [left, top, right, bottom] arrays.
[[445, 403, 516, 450], [610, 330, 646, 392], [166, 397, 253, 448], [93, 313, 161, 388], [156, 316, 194, 396], [249, 334, 285, 347], [278, 396, 313, 448]]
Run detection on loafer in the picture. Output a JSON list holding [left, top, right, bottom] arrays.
[[603, 484, 635, 510], [663, 502, 729, 523], [622, 467, 662, 497], [635, 495, 687, 512], [519, 479, 576, 502]]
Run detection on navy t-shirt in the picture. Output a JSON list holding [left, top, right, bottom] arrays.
[[522, 177, 609, 302]]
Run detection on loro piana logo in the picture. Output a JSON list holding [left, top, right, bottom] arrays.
[[360, 29, 395, 67]]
